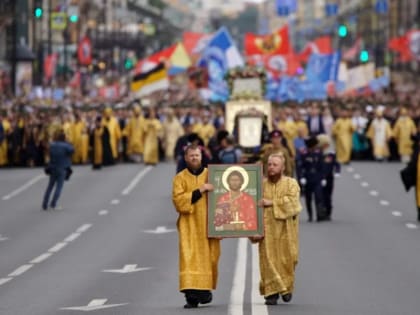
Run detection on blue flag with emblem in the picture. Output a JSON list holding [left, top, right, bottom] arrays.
[[306, 52, 341, 83]]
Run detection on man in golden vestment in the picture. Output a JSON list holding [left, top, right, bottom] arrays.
[[392, 108, 416, 163], [172, 145, 220, 309], [251, 153, 302, 305], [332, 109, 355, 164], [125, 105, 145, 163]]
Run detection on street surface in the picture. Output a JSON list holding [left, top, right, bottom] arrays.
[[0, 161, 420, 315]]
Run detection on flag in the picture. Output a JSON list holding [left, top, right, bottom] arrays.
[[306, 52, 341, 83], [388, 30, 420, 62], [244, 26, 290, 56], [343, 37, 362, 61], [44, 53, 58, 81], [183, 32, 211, 56], [276, 0, 297, 16], [298, 36, 333, 62], [77, 36, 92, 66], [198, 27, 244, 101], [131, 63, 169, 97]]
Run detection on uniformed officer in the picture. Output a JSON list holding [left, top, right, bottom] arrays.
[[317, 134, 341, 221], [296, 136, 325, 222]]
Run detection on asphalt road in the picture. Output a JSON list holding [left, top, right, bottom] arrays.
[[0, 161, 419, 315]]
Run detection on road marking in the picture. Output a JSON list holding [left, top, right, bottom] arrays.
[[121, 166, 153, 195], [76, 223, 92, 233], [353, 174, 361, 179], [60, 299, 128, 311], [346, 167, 354, 173], [0, 278, 12, 286], [102, 264, 152, 274], [369, 190, 379, 196], [110, 199, 120, 205], [406, 223, 418, 229], [64, 232, 81, 242], [0, 234, 9, 241], [8, 264, 33, 277], [228, 238, 247, 315], [30, 253, 52, 264], [48, 242, 67, 253], [143, 226, 176, 234], [391, 211, 402, 217], [98, 210, 109, 216], [252, 245, 268, 315], [380, 200, 390, 206], [361, 182, 369, 187], [2, 174, 45, 200]]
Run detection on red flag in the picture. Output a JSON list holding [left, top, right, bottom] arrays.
[[343, 37, 362, 61], [135, 44, 177, 74], [244, 26, 290, 56], [389, 30, 420, 62], [78, 36, 92, 66], [246, 52, 302, 77], [298, 36, 333, 62], [183, 32, 209, 56], [44, 53, 58, 81], [69, 71, 81, 88]]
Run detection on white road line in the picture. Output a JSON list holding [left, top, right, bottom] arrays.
[[361, 182, 369, 187], [391, 211, 402, 217], [76, 223, 92, 233], [30, 253, 52, 264], [121, 166, 153, 195], [252, 245, 268, 315], [406, 223, 418, 229], [2, 174, 45, 200], [346, 167, 354, 173], [110, 199, 120, 205], [48, 242, 67, 253], [98, 210, 109, 216], [380, 200, 390, 206], [353, 174, 361, 179], [8, 264, 33, 277], [64, 232, 81, 243], [228, 238, 247, 315], [0, 278, 12, 286], [369, 190, 379, 196]]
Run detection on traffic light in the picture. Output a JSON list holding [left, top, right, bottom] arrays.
[[338, 24, 348, 37], [69, 14, 78, 23], [34, 0, 43, 19], [124, 58, 134, 70], [359, 50, 369, 62]]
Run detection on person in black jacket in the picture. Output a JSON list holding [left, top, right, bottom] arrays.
[[42, 130, 74, 211], [405, 134, 420, 221]]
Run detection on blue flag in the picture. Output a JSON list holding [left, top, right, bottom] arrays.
[[306, 52, 341, 83]]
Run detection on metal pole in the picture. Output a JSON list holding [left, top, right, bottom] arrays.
[[48, 0, 52, 54]]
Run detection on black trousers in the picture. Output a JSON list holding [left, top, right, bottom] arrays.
[[182, 289, 212, 304], [304, 182, 325, 220], [322, 176, 334, 218]]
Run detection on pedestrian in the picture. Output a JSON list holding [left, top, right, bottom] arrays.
[[366, 108, 392, 161], [317, 134, 341, 221], [392, 108, 416, 163], [401, 136, 420, 221], [250, 153, 301, 305], [332, 109, 354, 164], [42, 130, 74, 211], [172, 144, 220, 309], [296, 136, 326, 222]]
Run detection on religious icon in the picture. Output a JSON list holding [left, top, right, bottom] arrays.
[[207, 164, 264, 238]]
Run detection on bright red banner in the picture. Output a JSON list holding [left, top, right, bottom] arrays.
[[298, 36, 333, 62], [244, 26, 290, 56], [388, 30, 420, 62], [77, 36, 92, 66]]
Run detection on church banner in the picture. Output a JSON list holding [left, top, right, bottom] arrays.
[[207, 164, 264, 238]]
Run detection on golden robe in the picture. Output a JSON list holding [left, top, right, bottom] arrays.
[[172, 168, 221, 291], [194, 123, 215, 147], [332, 118, 355, 163], [278, 120, 298, 156], [71, 121, 86, 163], [366, 118, 392, 159], [143, 118, 162, 165], [0, 119, 11, 166], [93, 127, 104, 166], [103, 117, 121, 159], [295, 120, 309, 138], [126, 115, 145, 155], [163, 118, 184, 159], [258, 176, 301, 297], [393, 117, 416, 157]]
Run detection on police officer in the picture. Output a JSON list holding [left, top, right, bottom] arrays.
[[296, 136, 325, 222], [317, 134, 340, 221]]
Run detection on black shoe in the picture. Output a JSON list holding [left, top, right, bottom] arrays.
[[307, 217, 313, 222], [184, 302, 198, 309], [199, 292, 212, 304], [281, 293, 292, 303], [264, 293, 279, 305]]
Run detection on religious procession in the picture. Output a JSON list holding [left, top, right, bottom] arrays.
[[1, 0, 420, 313]]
